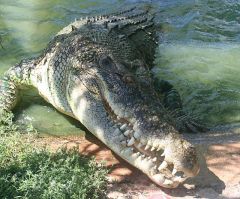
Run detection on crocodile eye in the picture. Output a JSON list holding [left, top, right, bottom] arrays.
[[123, 74, 135, 84], [100, 56, 113, 67]]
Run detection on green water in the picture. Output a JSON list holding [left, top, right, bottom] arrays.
[[0, 0, 240, 135]]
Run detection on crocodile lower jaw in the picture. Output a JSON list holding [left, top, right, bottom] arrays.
[[102, 98, 199, 188], [107, 119, 188, 187]]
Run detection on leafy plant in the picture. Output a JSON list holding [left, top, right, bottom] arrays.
[[0, 112, 108, 199]]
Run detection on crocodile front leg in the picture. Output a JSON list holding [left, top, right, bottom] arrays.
[[0, 59, 33, 117], [153, 79, 183, 112], [153, 78, 208, 133]]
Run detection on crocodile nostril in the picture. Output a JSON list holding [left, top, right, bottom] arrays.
[[123, 74, 135, 84]]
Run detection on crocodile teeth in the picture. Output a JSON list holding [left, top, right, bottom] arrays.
[[124, 130, 131, 136], [127, 137, 135, 146], [163, 179, 173, 185], [161, 151, 165, 157], [133, 122, 138, 131], [132, 152, 139, 158], [137, 142, 143, 148], [172, 168, 177, 175], [158, 161, 168, 171], [152, 157, 157, 162], [151, 147, 155, 151], [157, 147, 162, 151], [144, 145, 150, 150], [120, 124, 127, 131], [133, 131, 141, 139], [141, 155, 145, 159]]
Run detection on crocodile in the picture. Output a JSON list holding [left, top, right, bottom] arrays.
[[0, 6, 202, 188]]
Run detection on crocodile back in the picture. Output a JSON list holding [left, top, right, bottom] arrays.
[[57, 5, 158, 67]]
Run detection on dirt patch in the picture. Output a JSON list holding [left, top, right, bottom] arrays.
[[34, 132, 240, 199]]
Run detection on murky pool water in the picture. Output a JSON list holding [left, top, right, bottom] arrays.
[[0, 0, 239, 135]]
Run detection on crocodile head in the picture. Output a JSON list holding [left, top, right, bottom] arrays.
[[68, 54, 200, 188]]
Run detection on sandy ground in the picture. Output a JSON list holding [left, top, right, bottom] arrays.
[[36, 125, 240, 199]]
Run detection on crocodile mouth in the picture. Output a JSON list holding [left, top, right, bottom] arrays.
[[102, 97, 200, 188]]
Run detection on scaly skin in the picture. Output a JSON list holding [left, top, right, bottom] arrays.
[[0, 6, 200, 188]]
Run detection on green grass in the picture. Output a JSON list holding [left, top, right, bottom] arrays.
[[0, 112, 108, 199]]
